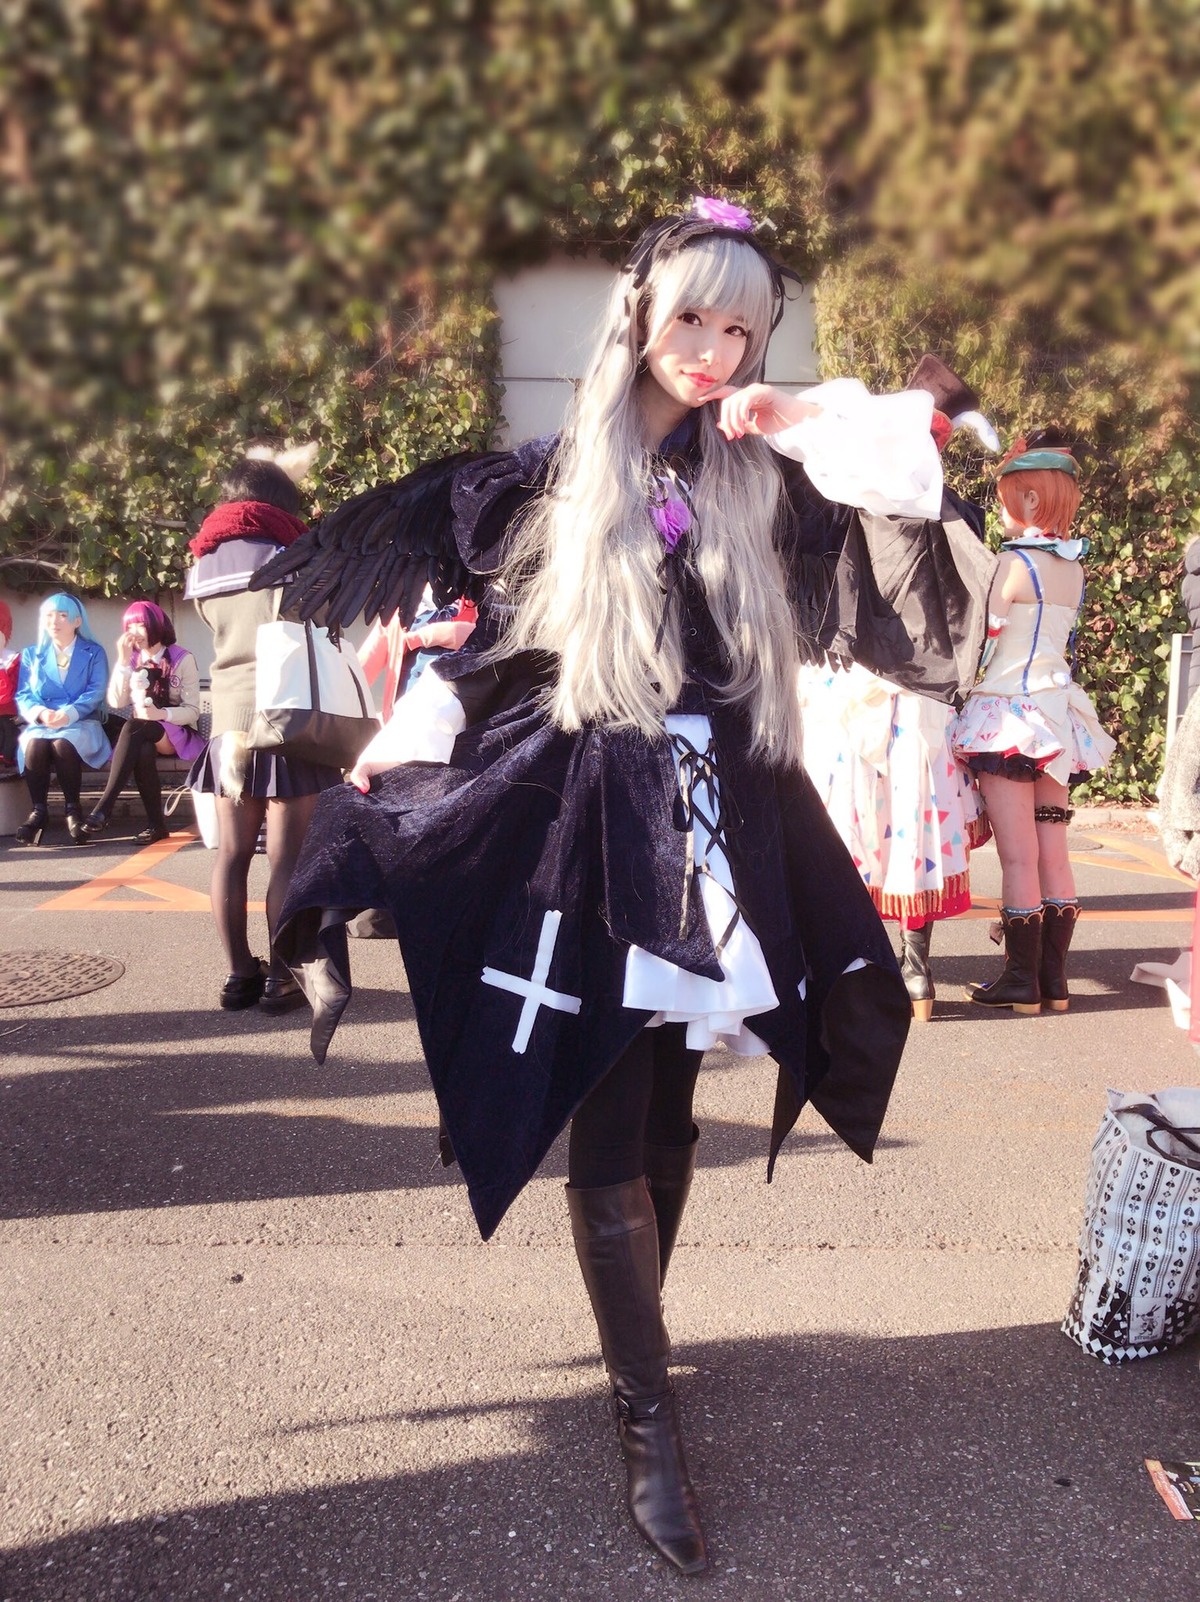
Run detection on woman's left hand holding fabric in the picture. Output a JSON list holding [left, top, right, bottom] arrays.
[[345, 663, 468, 791]]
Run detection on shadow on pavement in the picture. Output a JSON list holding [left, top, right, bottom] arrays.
[[1079, 893, 1193, 914], [3, 1024, 855, 1217], [2, 1323, 1197, 1601], [0, 878, 100, 894], [2, 988, 417, 1048]]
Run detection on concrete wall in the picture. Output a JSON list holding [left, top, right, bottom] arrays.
[[0, 593, 219, 680], [1, 254, 818, 660]]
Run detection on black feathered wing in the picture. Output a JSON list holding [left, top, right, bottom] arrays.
[[250, 437, 557, 632]]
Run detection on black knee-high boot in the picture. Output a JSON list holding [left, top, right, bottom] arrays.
[[566, 1178, 708, 1576], [643, 1124, 699, 1287], [1039, 899, 1079, 1011]]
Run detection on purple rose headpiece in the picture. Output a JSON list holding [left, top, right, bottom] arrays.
[[690, 195, 755, 232]]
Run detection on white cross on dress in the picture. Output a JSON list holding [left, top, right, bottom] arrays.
[[480, 909, 582, 1054]]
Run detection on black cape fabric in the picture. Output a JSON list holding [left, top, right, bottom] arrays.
[[446, 438, 991, 703], [277, 675, 910, 1240], [822, 491, 992, 706], [275, 438, 988, 1240]]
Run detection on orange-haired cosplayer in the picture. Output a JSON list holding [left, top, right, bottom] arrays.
[[952, 429, 1114, 1014]]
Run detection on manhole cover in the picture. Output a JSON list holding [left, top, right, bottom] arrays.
[[0, 950, 125, 1008]]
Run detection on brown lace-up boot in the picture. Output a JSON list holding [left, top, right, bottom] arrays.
[[965, 907, 1043, 1014]]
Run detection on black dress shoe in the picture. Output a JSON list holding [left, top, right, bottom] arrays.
[[15, 807, 47, 846], [81, 811, 109, 838], [259, 976, 307, 1015], [135, 824, 171, 845], [65, 812, 91, 846], [220, 960, 268, 1011]]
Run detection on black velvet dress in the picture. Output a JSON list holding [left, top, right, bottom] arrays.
[[273, 436, 992, 1239]]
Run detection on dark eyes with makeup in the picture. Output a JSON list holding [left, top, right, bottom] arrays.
[[679, 310, 750, 338]]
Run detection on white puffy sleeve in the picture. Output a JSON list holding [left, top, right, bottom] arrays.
[[768, 377, 944, 520], [352, 661, 467, 768]]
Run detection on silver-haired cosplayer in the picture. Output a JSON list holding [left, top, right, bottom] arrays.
[[255, 198, 994, 1574]]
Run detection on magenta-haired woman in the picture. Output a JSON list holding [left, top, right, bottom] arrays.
[[82, 601, 205, 843]]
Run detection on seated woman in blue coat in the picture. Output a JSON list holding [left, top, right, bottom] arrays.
[[14, 592, 111, 846]]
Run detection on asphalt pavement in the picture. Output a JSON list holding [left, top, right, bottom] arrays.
[[2, 810, 1199, 1601]]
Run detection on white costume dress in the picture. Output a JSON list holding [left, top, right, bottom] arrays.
[[952, 545, 1114, 786], [799, 663, 988, 926]]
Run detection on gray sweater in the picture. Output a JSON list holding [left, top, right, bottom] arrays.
[[195, 585, 278, 736], [187, 539, 281, 737]]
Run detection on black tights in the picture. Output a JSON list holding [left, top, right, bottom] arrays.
[[211, 793, 320, 981], [568, 1025, 702, 1188], [23, 738, 84, 815], [90, 718, 166, 827]]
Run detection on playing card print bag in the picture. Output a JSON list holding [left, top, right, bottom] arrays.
[[1063, 1088, 1200, 1363]]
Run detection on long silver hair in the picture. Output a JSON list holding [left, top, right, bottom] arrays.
[[499, 233, 805, 768]]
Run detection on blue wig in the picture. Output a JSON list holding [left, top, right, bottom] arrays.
[[39, 592, 99, 645]]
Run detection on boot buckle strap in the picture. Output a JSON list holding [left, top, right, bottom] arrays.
[[615, 1387, 674, 1423]]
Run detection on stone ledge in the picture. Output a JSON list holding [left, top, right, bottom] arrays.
[[1070, 805, 1158, 834]]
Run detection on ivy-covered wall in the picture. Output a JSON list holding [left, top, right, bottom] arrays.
[[3, 1, 1196, 799]]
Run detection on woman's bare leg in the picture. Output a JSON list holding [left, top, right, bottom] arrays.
[[1033, 775, 1075, 900], [978, 772, 1041, 908]]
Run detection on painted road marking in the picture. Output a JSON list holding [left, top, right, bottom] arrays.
[[958, 832, 1194, 921], [1071, 831, 1194, 886], [33, 829, 1193, 921], [37, 832, 264, 913]]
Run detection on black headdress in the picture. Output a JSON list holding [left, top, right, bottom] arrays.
[[621, 206, 805, 337]]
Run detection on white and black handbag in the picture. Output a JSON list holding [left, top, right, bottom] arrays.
[[247, 617, 378, 769]]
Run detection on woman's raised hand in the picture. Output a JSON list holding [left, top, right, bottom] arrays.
[[706, 384, 822, 441], [116, 630, 136, 665]]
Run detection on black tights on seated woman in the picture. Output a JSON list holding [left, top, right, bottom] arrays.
[[22, 737, 84, 817], [87, 718, 169, 833]]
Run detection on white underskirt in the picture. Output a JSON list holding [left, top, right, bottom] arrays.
[[623, 714, 778, 1055], [363, 688, 864, 1055]]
